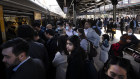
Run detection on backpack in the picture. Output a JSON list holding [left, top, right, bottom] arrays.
[[109, 43, 123, 57], [93, 26, 101, 36], [87, 40, 97, 60], [84, 40, 98, 79]]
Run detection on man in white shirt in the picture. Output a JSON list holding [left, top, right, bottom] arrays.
[[66, 22, 74, 37], [84, 21, 100, 48]]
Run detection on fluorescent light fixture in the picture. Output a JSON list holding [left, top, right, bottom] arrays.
[[30, 0, 66, 17], [96, 0, 101, 2]]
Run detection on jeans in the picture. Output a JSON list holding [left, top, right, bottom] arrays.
[[132, 27, 136, 35]]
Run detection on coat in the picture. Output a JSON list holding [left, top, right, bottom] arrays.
[[86, 28, 100, 48], [45, 37, 58, 62], [130, 20, 139, 29], [9, 58, 46, 79], [0, 49, 6, 79], [28, 41, 49, 70], [52, 52, 68, 79], [66, 49, 86, 79], [80, 39, 88, 51], [45, 37, 58, 79], [100, 42, 111, 63], [120, 21, 125, 29]]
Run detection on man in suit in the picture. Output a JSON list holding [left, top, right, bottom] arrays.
[[44, 29, 57, 79], [0, 48, 6, 79], [84, 21, 100, 48], [17, 25, 49, 73], [1, 38, 46, 79]]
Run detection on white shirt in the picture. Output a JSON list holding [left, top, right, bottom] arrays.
[[66, 29, 73, 37], [84, 29, 88, 36]]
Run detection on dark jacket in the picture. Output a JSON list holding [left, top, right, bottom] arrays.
[[45, 37, 58, 79], [38, 29, 46, 41], [28, 41, 49, 71], [35, 38, 45, 45], [0, 49, 6, 79], [45, 37, 58, 62], [107, 22, 117, 34], [8, 58, 46, 79], [120, 21, 125, 29], [130, 20, 139, 29], [66, 48, 86, 79]]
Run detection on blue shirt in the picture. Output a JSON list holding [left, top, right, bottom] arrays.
[[133, 21, 136, 28], [13, 57, 31, 72]]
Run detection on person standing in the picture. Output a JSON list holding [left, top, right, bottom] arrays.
[[110, 19, 117, 40], [130, 18, 139, 35], [65, 22, 74, 37], [98, 56, 136, 79], [100, 34, 110, 63], [103, 18, 109, 32], [120, 18, 125, 35], [17, 25, 49, 76], [84, 21, 100, 48], [66, 35, 86, 79], [44, 29, 58, 79], [32, 20, 46, 40], [52, 35, 68, 79], [1, 38, 46, 79]]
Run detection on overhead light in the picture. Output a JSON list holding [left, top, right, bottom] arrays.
[[96, 0, 101, 2]]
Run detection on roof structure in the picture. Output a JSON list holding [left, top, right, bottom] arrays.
[[57, 0, 122, 15]]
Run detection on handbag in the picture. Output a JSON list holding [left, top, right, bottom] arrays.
[[84, 40, 98, 79], [86, 40, 97, 59], [112, 28, 116, 34], [84, 60, 98, 79]]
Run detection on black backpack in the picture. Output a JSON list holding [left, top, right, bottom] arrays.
[[87, 40, 97, 60], [84, 40, 98, 79], [93, 27, 101, 36]]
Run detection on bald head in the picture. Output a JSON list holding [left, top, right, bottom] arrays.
[[46, 24, 52, 30]]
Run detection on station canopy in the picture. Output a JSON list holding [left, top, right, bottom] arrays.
[[57, 0, 140, 15], [57, 0, 116, 15], [30, 0, 66, 17]]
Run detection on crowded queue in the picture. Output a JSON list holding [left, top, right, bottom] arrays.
[[0, 18, 140, 79]]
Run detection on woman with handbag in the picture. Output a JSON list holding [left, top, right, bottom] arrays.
[[107, 18, 117, 40]]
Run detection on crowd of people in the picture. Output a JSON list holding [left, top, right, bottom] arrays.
[[0, 17, 140, 79]]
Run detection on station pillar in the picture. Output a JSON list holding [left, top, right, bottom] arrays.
[[111, 0, 118, 21], [113, 5, 117, 21], [73, 3, 76, 26], [0, 5, 6, 42]]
